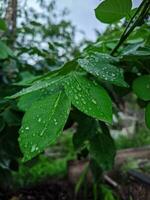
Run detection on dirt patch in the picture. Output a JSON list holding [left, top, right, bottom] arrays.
[[2, 179, 93, 200]]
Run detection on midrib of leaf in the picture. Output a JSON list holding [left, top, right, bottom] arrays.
[[39, 91, 62, 137], [73, 74, 108, 121]]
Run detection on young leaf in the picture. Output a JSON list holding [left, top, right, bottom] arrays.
[[95, 0, 132, 24], [133, 75, 150, 101], [19, 91, 71, 162], [90, 131, 116, 170], [65, 73, 112, 123], [78, 52, 127, 87], [145, 103, 150, 129]]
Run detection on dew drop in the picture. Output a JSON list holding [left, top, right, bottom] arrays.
[[35, 147, 39, 151], [38, 118, 42, 122], [40, 132, 44, 136], [31, 145, 36, 152], [54, 118, 58, 125], [92, 99, 97, 104]]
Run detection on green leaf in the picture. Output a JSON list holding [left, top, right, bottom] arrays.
[[9, 75, 65, 99], [18, 85, 63, 111], [73, 115, 99, 150], [19, 91, 71, 161], [78, 52, 127, 87], [145, 103, 150, 129], [90, 130, 116, 170], [0, 19, 7, 31], [2, 109, 20, 126], [15, 71, 41, 86], [95, 0, 132, 24], [133, 75, 150, 101], [65, 73, 112, 123], [0, 41, 13, 59]]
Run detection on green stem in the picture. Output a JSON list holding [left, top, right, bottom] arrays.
[[111, 0, 150, 56]]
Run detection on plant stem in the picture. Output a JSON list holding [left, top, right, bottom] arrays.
[[111, 0, 150, 56]]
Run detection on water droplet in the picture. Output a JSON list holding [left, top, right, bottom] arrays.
[[54, 118, 58, 125], [38, 118, 42, 122], [40, 132, 44, 136], [31, 145, 36, 152], [35, 147, 39, 151], [92, 99, 97, 104], [25, 126, 29, 130]]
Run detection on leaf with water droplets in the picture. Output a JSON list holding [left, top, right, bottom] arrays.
[[64, 73, 112, 123], [133, 75, 150, 101], [18, 84, 63, 111], [78, 52, 128, 87], [19, 91, 71, 162], [9, 75, 65, 99]]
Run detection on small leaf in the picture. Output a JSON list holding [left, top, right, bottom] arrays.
[[95, 0, 132, 24], [133, 75, 150, 101], [65, 73, 112, 123], [145, 103, 150, 129], [78, 52, 127, 87], [90, 130, 116, 170], [19, 91, 71, 161], [0, 41, 13, 59]]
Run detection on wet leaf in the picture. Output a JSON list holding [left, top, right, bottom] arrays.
[[64, 73, 112, 123], [9, 75, 65, 99], [18, 85, 63, 111], [19, 91, 71, 162], [78, 52, 127, 87]]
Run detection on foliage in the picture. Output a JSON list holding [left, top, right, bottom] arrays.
[[0, 0, 150, 194], [0, 0, 81, 188]]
